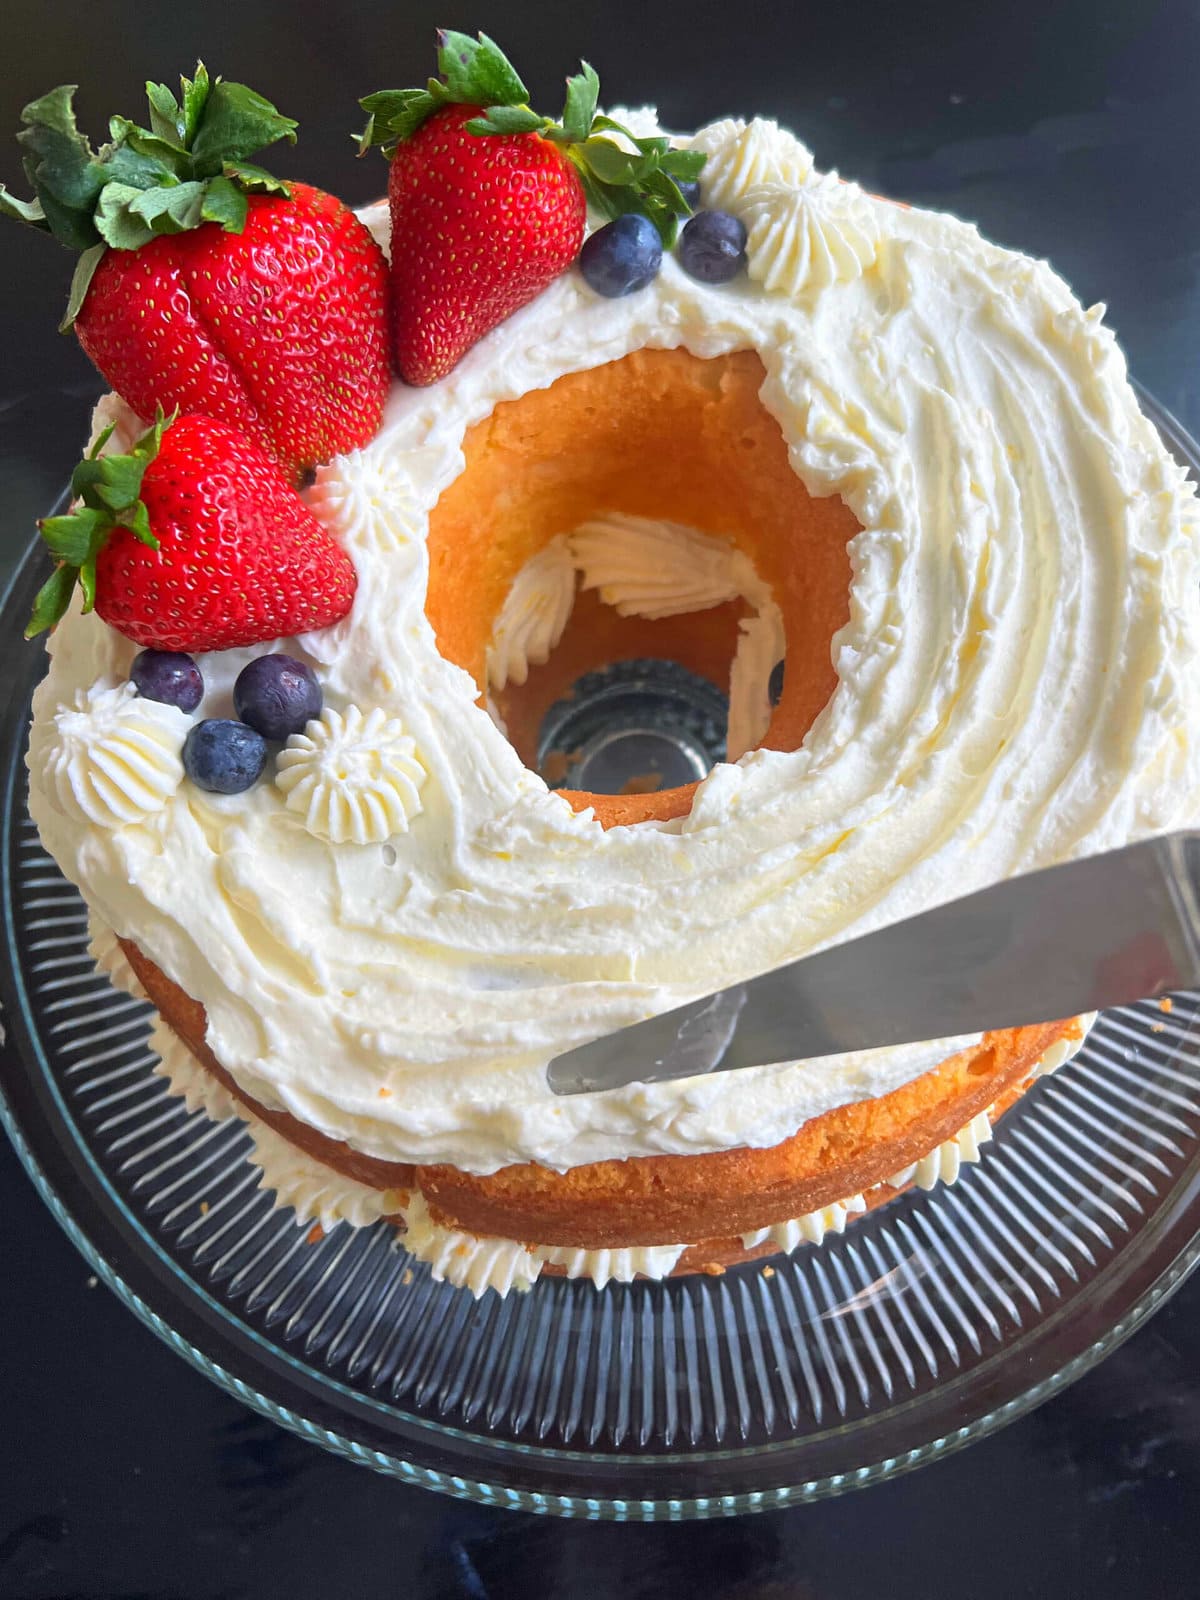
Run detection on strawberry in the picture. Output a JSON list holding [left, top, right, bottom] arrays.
[[2, 67, 390, 476], [26, 412, 357, 652], [358, 32, 706, 384], [382, 103, 585, 385]]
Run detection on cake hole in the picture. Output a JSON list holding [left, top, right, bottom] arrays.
[[424, 347, 860, 826], [381, 843, 397, 866], [534, 660, 728, 796]]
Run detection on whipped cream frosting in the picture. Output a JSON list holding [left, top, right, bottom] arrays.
[[742, 175, 880, 304], [275, 704, 427, 844], [31, 680, 187, 829], [486, 513, 786, 760], [30, 116, 1200, 1180]]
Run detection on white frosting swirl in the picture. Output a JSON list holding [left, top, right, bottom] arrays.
[[30, 123, 1200, 1182], [486, 537, 577, 690], [742, 175, 880, 303], [570, 512, 751, 617], [33, 681, 186, 829], [275, 705, 427, 844], [403, 1191, 543, 1296], [689, 117, 815, 209]]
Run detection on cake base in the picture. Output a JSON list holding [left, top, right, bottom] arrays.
[[119, 938, 1080, 1260]]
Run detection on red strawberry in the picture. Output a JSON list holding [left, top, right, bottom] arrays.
[[385, 104, 585, 385], [27, 412, 356, 652], [77, 181, 390, 475], [358, 32, 705, 384], [3, 68, 391, 476]]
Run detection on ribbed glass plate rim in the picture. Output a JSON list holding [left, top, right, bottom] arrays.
[[5, 1067, 1200, 1521], [3, 385, 1200, 1519]]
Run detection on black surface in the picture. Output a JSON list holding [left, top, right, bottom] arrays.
[[3, 0, 1200, 1593]]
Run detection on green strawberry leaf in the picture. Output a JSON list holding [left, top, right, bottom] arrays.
[[357, 85, 449, 153], [179, 63, 212, 144], [561, 62, 599, 144], [221, 159, 290, 195], [465, 105, 547, 136], [78, 555, 98, 613], [200, 174, 248, 232], [121, 498, 157, 548], [27, 406, 168, 633], [13, 85, 105, 249], [579, 135, 654, 187], [90, 421, 118, 457], [94, 180, 208, 248], [26, 563, 79, 638], [145, 81, 184, 144], [188, 78, 297, 173], [18, 86, 102, 212], [659, 147, 706, 181], [81, 448, 151, 513], [38, 507, 108, 565], [437, 31, 527, 107], [59, 241, 106, 331], [106, 117, 191, 181], [0, 183, 49, 229]]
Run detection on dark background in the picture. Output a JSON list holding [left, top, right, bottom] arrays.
[[4, 1, 1200, 1594]]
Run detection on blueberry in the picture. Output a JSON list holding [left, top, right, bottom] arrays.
[[183, 720, 268, 794], [673, 177, 701, 210], [130, 649, 203, 712], [233, 654, 322, 741], [579, 214, 663, 298], [677, 210, 747, 285], [768, 659, 786, 706]]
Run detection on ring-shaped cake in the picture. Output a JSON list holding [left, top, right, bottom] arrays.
[[28, 116, 1200, 1293]]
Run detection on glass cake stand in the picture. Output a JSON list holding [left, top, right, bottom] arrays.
[[3, 390, 1200, 1521]]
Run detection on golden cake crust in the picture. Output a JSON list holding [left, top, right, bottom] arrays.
[[120, 938, 1077, 1251]]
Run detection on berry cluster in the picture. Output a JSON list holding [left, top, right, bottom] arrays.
[[579, 186, 748, 299], [134, 647, 322, 796]]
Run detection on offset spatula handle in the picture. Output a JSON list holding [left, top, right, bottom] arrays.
[[547, 831, 1200, 1097]]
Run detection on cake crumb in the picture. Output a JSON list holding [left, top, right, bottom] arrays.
[[199, 1200, 209, 1214], [86, 1275, 98, 1289], [700, 1261, 725, 1277], [307, 1223, 325, 1245], [378, 1086, 392, 1098], [1160, 996, 1174, 1014], [761, 1265, 776, 1279], [1153, 1022, 1166, 1034], [401, 1268, 414, 1287]]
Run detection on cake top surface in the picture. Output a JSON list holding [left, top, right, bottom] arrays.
[[22, 98, 1200, 1175]]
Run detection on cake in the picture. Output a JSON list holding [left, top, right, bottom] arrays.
[[14, 45, 1200, 1297]]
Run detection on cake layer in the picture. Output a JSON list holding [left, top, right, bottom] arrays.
[[120, 936, 1078, 1249]]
